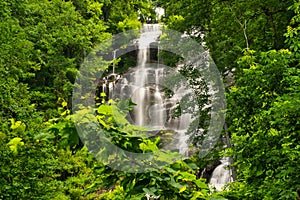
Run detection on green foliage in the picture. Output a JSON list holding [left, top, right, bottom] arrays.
[[7, 137, 24, 155], [158, 1, 300, 199], [3, 0, 300, 199], [0, 0, 111, 117], [35, 99, 82, 151], [0, 1, 163, 199], [97, 160, 224, 200], [224, 48, 300, 199], [285, 1, 300, 59], [98, 185, 126, 200], [102, 0, 151, 33], [159, 0, 294, 73], [70, 95, 221, 199], [0, 137, 104, 199]]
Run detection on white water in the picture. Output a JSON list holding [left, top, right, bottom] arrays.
[[132, 24, 162, 126], [209, 157, 233, 191], [108, 24, 193, 155], [149, 68, 165, 127], [112, 49, 118, 74]]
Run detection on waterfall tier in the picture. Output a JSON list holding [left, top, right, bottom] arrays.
[[209, 157, 233, 191], [102, 24, 193, 156]]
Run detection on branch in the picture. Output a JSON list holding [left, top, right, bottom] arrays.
[[229, 6, 249, 49]]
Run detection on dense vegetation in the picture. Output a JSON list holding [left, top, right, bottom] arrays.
[[0, 0, 299, 199], [159, 0, 300, 199]]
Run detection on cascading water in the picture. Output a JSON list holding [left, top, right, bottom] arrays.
[[209, 157, 233, 191], [100, 23, 233, 187], [131, 24, 163, 127], [109, 24, 193, 155], [149, 68, 165, 127], [112, 49, 118, 74]]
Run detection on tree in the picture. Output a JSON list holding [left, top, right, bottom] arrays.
[[159, 0, 300, 199], [224, 49, 299, 199], [158, 0, 294, 73], [223, 2, 300, 197]]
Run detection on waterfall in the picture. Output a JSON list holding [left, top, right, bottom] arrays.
[[131, 24, 162, 127], [209, 157, 233, 191], [107, 24, 193, 156], [112, 49, 118, 74], [100, 25, 232, 186], [149, 68, 165, 127]]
